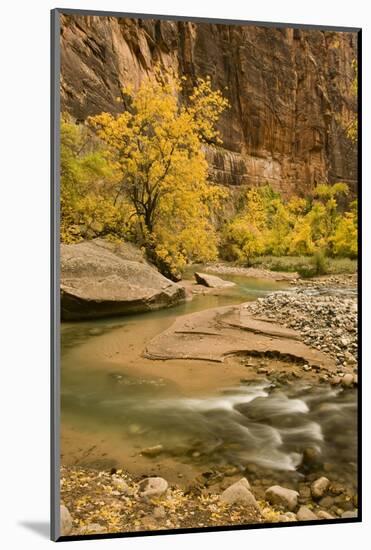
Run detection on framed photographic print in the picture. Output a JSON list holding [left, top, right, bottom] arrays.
[[51, 8, 361, 541]]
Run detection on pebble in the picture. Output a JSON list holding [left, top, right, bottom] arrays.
[[138, 477, 168, 499], [311, 477, 330, 499], [296, 506, 317, 521]]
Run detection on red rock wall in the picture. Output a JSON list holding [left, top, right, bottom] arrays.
[[60, 14, 358, 196]]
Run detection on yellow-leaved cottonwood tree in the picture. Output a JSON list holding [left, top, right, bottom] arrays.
[[88, 69, 229, 279]]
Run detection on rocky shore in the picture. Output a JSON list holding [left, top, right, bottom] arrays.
[[246, 273, 358, 385], [60, 461, 357, 536]]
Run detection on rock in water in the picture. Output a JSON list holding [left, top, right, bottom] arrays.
[[296, 506, 317, 521], [341, 374, 354, 387], [141, 445, 164, 457], [220, 478, 258, 507], [265, 485, 299, 511], [60, 504, 73, 536], [194, 272, 236, 288], [138, 477, 168, 499], [61, 239, 186, 320], [311, 477, 330, 499]]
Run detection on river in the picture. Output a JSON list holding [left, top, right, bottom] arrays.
[[60, 273, 357, 492]]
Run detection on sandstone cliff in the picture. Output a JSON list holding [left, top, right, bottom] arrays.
[[60, 14, 358, 196]]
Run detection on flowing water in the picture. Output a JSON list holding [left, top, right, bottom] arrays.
[[60, 274, 357, 488]]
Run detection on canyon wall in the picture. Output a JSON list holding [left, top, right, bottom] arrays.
[[60, 14, 358, 196]]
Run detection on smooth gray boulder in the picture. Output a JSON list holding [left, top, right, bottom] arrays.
[[194, 272, 235, 288], [265, 485, 299, 511], [61, 239, 186, 320]]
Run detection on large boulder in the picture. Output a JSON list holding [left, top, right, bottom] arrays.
[[60, 239, 186, 320], [194, 272, 235, 288]]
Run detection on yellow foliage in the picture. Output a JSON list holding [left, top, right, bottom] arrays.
[[87, 68, 229, 277], [60, 115, 130, 244], [221, 183, 357, 263]]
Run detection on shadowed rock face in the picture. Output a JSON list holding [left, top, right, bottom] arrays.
[[60, 14, 357, 196], [60, 239, 186, 320]]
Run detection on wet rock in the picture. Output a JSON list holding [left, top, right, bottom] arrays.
[[141, 444, 164, 457], [88, 327, 104, 336], [265, 485, 299, 511], [224, 466, 240, 477], [302, 447, 322, 469], [194, 272, 235, 289], [297, 506, 317, 521], [138, 477, 168, 499], [60, 504, 73, 536], [220, 478, 258, 507], [311, 477, 330, 499], [341, 374, 354, 387]]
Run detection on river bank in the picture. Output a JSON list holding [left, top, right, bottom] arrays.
[[60, 450, 357, 536]]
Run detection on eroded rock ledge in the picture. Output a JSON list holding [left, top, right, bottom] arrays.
[[61, 239, 186, 320], [144, 302, 336, 372]]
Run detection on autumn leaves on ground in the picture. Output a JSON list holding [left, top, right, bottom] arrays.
[[59, 42, 358, 537]]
